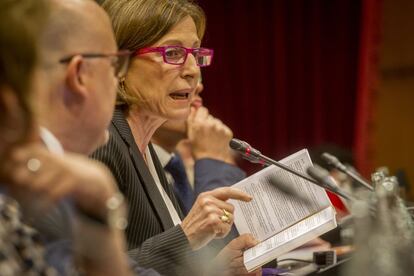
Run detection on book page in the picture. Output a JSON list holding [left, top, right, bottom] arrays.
[[243, 206, 337, 272], [229, 149, 331, 241]]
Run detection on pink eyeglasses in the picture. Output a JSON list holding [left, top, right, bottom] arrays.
[[135, 46, 214, 67]]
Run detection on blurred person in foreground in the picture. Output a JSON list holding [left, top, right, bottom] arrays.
[[0, 1, 54, 273], [92, 0, 260, 275], [0, 0, 155, 274], [152, 78, 245, 215]]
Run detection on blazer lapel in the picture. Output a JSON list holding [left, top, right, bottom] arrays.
[[112, 107, 175, 230]]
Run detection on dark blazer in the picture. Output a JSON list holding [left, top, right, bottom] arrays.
[[193, 158, 246, 196], [91, 107, 198, 275]]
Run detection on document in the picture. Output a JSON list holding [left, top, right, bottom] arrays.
[[229, 149, 337, 272]]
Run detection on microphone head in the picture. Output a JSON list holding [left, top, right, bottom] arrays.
[[306, 164, 339, 193], [321, 152, 347, 172], [230, 138, 263, 164], [321, 152, 339, 165], [307, 164, 330, 181], [229, 138, 246, 151], [308, 165, 355, 202]]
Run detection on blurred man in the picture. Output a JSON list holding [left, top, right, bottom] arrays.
[[27, 0, 158, 274]]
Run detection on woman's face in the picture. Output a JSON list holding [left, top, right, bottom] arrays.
[[125, 16, 201, 121]]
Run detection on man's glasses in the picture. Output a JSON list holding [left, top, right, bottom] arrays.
[[135, 46, 214, 67], [59, 50, 132, 78]]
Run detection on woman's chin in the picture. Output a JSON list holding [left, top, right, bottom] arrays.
[[166, 108, 191, 121]]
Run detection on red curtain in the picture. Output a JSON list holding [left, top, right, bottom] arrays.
[[198, 0, 381, 174], [354, 0, 382, 176]]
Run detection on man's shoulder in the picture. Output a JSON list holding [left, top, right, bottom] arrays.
[[90, 125, 129, 173], [194, 158, 246, 194]]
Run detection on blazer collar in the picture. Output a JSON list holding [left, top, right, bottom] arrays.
[[112, 106, 135, 147], [111, 106, 182, 228]]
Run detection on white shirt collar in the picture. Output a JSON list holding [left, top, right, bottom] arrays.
[[152, 143, 174, 168], [145, 146, 181, 225], [39, 127, 64, 155]]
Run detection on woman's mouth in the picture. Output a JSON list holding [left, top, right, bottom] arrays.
[[169, 92, 190, 100]]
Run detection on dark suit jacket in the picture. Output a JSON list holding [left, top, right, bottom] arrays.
[[193, 158, 246, 196], [91, 107, 199, 275]]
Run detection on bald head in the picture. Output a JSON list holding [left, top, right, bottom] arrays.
[[40, 0, 116, 64], [35, 0, 119, 154]]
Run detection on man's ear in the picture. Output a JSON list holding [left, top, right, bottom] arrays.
[[65, 55, 89, 101]]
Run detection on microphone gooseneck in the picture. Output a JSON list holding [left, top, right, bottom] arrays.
[[230, 138, 317, 184], [306, 165, 356, 201], [321, 152, 373, 191], [230, 138, 356, 202]]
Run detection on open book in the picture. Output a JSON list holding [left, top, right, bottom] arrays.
[[229, 149, 337, 272]]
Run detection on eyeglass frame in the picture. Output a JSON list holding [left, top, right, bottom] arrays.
[[134, 46, 214, 67], [58, 50, 132, 78]]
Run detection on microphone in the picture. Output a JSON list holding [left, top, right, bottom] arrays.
[[229, 138, 263, 164], [230, 138, 354, 201], [321, 152, 373, 191], [230, 138, 317, 184], [307, 165, 356, 201]]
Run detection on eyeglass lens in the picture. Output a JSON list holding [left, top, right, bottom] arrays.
[[165, 47, 186, 64], [164, 47, 212, 66]]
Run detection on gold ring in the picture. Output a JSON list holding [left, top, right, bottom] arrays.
[[220, 209, 231, 224], [223, 209, 230, 217]]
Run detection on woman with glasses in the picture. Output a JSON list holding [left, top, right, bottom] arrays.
[[92, 0, 260, 275], [0, 0, 157, 275]]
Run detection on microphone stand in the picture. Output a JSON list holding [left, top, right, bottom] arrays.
[[321, 153, 373, 191], [230, 138, 356, 202]]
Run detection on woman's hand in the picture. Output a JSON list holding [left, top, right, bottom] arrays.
[[181, 186, 252, 250], [208, 234, 262, 276], [187, 106, 236, 165]]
